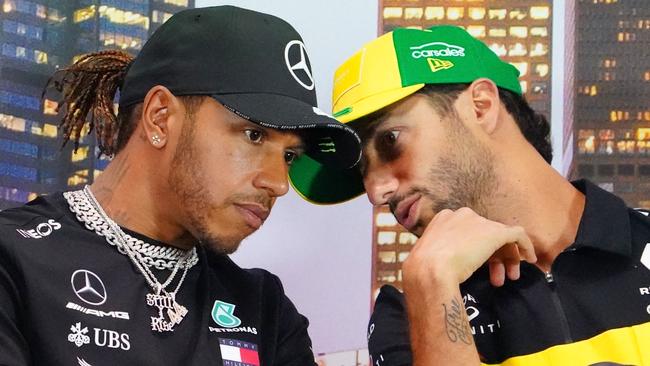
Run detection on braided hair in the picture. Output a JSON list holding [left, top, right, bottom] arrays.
[[44, 50, 134, 157]]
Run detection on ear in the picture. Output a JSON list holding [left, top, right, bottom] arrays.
[[469, 78, 500, 135], [140, 85, 179, 149]]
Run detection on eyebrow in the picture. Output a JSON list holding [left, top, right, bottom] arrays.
[[354, 111, 391, 147]]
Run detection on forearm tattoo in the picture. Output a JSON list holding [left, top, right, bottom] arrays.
[[442, 297, 473, 345]]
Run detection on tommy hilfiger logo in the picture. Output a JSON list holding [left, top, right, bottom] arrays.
[[219, 338, 260, 366], [16, 219, 61, 239]]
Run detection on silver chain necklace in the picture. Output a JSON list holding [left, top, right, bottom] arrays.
[[64, 187, 198, 332]]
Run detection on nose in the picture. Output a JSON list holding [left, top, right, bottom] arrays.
[[364, 165, 398, 206], [253, 153, 290, 198]]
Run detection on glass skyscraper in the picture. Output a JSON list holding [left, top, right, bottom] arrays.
[[573, 0, 650, 207], [0, 0, 194, 209]]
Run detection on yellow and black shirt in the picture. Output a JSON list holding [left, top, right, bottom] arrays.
[[368, 180, 650, 365]]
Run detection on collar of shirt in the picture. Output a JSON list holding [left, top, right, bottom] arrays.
[[569, 179, 633, 258]]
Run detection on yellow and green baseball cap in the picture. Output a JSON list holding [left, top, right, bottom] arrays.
[[289, 25, 521, 204]]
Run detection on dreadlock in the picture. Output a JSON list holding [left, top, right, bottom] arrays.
[[44, 50, 206, 158], [44, 50, 133, 157]]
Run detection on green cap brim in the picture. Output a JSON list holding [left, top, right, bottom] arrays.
[[289, 154, 365, 205]]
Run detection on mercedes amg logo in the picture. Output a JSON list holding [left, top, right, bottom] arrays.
[[284, 40, 315, 91], [71, 269, 107, 306]]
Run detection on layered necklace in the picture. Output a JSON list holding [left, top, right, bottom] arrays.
[[64, 187, 199, 332]]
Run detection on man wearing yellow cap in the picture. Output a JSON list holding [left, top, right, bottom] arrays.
[[290, 26, 650, 365]]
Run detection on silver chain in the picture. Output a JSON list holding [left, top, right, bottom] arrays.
[[64, 188, 198, 271], [64, 187, 195, 332]]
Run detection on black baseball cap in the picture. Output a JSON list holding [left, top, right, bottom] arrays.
[[120, 5, 361, 170]]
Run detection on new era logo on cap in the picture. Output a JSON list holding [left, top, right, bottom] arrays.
[[219, 338, 260, 366]]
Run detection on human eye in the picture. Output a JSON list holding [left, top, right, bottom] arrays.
[[244, 129, 265, 144], [381, 130, 401, 147], [284, 150, 300, 166]]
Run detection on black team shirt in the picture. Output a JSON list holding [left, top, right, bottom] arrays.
[[0, 191, 316, 365], [368, 180, 650, 365]]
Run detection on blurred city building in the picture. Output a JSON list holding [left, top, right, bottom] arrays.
[[0, 0, 193, 209], [572, 0, 650, 207]]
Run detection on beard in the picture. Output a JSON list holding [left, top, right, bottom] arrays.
[[167, 119, 269, 255], [391, 113, 498, 236]]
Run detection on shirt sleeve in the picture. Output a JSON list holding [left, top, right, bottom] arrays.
[[0, 240, 30, 366], [368, 285, 413, 366], [268, 274, 317, 366]]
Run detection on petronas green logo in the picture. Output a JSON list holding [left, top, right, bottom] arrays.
[[211, 300, 241, 328]]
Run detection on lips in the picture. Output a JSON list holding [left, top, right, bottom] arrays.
[[235, 204, 270, 229], [393, 194, 421, 231]]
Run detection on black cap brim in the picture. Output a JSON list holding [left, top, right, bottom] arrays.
[[212, 93, 361, 169]]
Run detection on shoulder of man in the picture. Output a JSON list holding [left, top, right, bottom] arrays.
[[0, 194, 68, 250], [367, 285, 412, 366]]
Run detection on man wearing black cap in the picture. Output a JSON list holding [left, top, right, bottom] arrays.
[[0, 6, 360, 365]]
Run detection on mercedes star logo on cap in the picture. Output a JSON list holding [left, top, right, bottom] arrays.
[[71, 269, 107, 306], [284, 40, 315, 91]]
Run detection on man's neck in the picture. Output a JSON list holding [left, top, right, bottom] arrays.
[[89, 150, 195, 250], [486, 157, 586, 272]]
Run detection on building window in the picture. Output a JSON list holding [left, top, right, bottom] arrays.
[[468, 7, 485, 20], [577, 164, 595, 177], [0, 186, 31, 203], [466, 25, 486, 38], [509, 8, 527, 20], [534, 63, 550, 78], [530, 27, 549, 37], [0, 138, 37, 157], [639, 165, 650, 176], [398, 232, 417, 245], [0, 90, 40, 110], [530, 6, 550, 20], [0, 162, 37, 181], [597, 164, 615, 176], [509, 43, 527, 56], [378, 251, 396, 264], [424, 7, 444, 20], [578, 129, 596, 154], [71, 146, 90, 163], [404, 7, 423, 20], [511, 62, 528, 76], [488, 28, 507, 38], [488, 43, 507, 57], [376, 212, 398, 227], [383, 7, 403, 19], [377, 231, 397, 245], [510, 26, 528, 38], [42, 124, 58, 138], [446, 7, 464, 20], [530, 43, 549, 57], [2, 20, 43, 40], [0, 113, 26, 132], [618, 164, 635, 176], [488, 9, 507, 20]]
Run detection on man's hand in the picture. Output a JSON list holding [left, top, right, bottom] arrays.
[[401, 207, 537, 366], [403, 207, 537, 288]]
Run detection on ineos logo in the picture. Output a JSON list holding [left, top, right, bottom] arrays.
[[71, 270, 107, 306], [284, 40, 315, 90], [16, 219, 61, 239]]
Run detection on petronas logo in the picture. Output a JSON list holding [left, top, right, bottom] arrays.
[[211, 300, 241, 328], [427, 58, 454, 73]]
